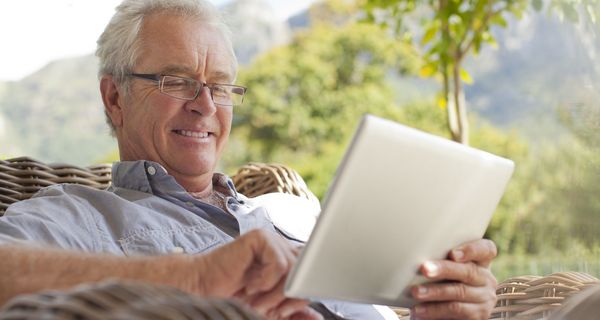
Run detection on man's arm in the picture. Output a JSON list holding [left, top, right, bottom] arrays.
[[0, 229, 321, 320], [0, 243, 194, 304]]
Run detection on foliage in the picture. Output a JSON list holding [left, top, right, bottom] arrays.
[[493, 247, 600, 281], [95, 148, 120, 165], [226, 1, 600, 265], [226, 15, 420, 197], [363, 0, 529, 144], [542, 0, 599, 25]]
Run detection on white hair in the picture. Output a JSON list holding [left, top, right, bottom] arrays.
[[95, 0, 237, 134]]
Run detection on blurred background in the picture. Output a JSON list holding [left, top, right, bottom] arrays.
[[0, 0, 598, 281]]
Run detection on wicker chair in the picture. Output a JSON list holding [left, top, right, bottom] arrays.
[[1, 157, 598, 320], [491, 271, 599, 319], [0, 157, 111, 216], [0, 280, 261, 320], [0, 158, 318, 216]]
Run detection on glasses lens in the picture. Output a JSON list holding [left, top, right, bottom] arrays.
[[211, 85, 245, 106], [161, 76, 199, 100]]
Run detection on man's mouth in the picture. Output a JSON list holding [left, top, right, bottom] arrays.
[[173, 129, 212, 139]]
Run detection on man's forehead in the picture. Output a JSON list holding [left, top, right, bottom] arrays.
[[138, 14, 237, 81], [147, 45, 236, 82]]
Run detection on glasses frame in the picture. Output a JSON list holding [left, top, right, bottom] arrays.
[[128, 73, 247, 107]]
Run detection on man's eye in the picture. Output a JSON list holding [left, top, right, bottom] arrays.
[[212, 86, 229, 97], [163, 79, 189, 88]]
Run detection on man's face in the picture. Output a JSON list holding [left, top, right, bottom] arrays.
[[116, 13, 236, 183]]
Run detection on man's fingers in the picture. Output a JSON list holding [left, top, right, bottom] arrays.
[[450, 239, 497, 267], [420, 260, 495, 287], [244, 230, 296, 295], [411, 282, 497, 303], [412, 301, 496, 320], [269, 298, 313, 319], [249, 278, 289, 315], [288, 307, 324, 320]]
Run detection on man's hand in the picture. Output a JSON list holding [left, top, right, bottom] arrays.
[[409, 239, 498, 320], [191, 229, 322, 320]]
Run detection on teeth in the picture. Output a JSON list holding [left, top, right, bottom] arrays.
[[178, 130, 209, 138]]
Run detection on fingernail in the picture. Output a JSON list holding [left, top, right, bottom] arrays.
[[245, 286, 258, 296], [255, 305, 267, 315], [423, 261, 439, 277], [417, 286, 428, 297], [281, 307, 295, 318], [414, 305, 426, 315], [452, 249, 464, 261]]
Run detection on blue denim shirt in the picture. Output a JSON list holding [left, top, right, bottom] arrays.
[[0, 160, 396, 319]]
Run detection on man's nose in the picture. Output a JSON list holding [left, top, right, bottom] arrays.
[[184, 86, 217, 116]]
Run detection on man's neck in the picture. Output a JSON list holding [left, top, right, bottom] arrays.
[[171, 172, 215, 197]]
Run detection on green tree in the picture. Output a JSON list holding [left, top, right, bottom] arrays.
[[228, 7, 420, 196], [363, 0, 529, 144]]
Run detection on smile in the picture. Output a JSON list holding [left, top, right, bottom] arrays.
[[173, 130, 212, 138]]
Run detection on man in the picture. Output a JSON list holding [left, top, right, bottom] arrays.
[[0, 0, 498, 319]]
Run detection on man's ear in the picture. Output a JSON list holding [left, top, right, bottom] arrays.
[[100, 75, 124, 129]]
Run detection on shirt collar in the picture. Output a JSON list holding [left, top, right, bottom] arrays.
[[110, 160, 240, 200]]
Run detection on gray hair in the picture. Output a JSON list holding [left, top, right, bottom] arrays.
[[95, 0, 237, 135]]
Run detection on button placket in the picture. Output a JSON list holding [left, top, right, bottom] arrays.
[[171, 246, 185, 254], [147, 166, 157, 175]]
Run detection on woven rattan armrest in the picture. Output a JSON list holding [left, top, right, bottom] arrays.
[[492, 272, 600, 319]]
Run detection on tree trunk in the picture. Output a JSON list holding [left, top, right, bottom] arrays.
[[439, 0, 463, 143], [452, 62, 469, 145], [443, 67, 460, 142]]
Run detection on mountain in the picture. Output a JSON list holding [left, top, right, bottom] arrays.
[[223, 0, 291, 65], [287, 9, 310, 30], [464, 12, 599, 141], [0, 55, 114, 164], [281, 6, 599, 144]]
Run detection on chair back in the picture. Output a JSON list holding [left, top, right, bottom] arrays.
[[231, 162, 319, 205], [0, 157, 111, 216], [0, 157, 318, 215]]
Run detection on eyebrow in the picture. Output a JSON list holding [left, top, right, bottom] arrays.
[[211, 71, 234, 84], [158, 65, 234, 84], [159, 65, 195, 76]]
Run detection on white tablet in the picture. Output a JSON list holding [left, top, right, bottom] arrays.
[[284, 114, 514, 307]]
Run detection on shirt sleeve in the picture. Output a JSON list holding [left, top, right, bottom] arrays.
[[0, 185, 100, 251]]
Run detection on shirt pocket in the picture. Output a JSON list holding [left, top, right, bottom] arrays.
[[118, 224, 223, 256]]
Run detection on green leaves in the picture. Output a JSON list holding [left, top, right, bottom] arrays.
[[561, 2, 580, 22], [460, 68, 473, 84], [363, 0, 530, 144], [421, 22, 439, 45], [234, 20, 417, 168]]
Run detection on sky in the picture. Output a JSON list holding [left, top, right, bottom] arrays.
[[0, 0, 315, 81]]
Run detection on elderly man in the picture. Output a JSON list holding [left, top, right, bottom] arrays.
[[0, 0, 498, 319]]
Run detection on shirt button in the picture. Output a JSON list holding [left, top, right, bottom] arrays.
[[147, 166, 157, 175], [186, 201, 194, 208], [171, 246, 185, 254]]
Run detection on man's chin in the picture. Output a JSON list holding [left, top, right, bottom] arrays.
[[168, 159, 216, 178]]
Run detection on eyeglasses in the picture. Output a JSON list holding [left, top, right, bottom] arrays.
[[128, 73, 247, 107]]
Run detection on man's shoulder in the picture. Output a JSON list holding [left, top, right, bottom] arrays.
[[8, 183, 111, 212], [31, 183, 109, 199]]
